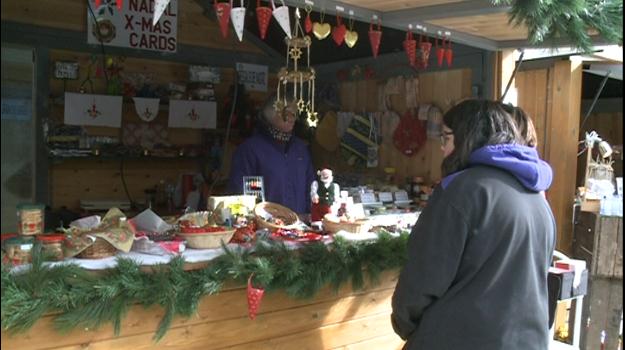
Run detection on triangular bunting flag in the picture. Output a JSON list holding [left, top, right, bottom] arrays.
[[152, 0, 171, 25]]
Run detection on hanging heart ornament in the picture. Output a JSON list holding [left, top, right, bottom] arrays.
[[368, 20, 382, 58], [344, 17, 358, 48], [256, 0, 272, 40], [214, 0, 232, 38], [312, 11, 330, 40], [332, 15, 346, 46]]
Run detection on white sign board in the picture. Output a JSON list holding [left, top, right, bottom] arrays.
[[168, 100, 216, 129], [64, 93, 123, 127], [87, 0, 178, 53], [236, 63, 268, 92]]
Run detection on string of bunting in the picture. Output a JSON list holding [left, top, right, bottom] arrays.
[[1, 231, 409, 342]]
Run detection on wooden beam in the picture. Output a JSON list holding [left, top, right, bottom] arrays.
[[491, 49, 516, 100], [545, 58, 583, 254], [384, 0, 510, 22]]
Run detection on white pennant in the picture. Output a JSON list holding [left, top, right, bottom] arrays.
[[152, 0, 171, 26], [230, 0, 246, 42], [133, 97, 160, 122], [271, 0, 291, 39]]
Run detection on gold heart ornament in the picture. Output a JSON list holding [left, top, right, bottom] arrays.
[[313, 22, 331, 40], [345, 30, 358, 48]]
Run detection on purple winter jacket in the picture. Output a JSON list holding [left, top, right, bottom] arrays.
[[227, 129, 315, 214]]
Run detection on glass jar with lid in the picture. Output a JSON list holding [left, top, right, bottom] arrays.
[[3, 236, 35, 265], [36, 234, 65, 261]]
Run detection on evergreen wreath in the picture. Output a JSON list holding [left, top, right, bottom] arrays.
[[495, 0, 623, 52], [1, 231, 409, 342]]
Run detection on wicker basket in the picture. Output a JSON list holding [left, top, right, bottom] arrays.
[[177, 229, 236, 249], [322, 214, 371, 234], [77, 237, 118, 259], [253, 202, 300, 231]]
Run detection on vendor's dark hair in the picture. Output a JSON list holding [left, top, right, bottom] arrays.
[[441, 99, 524, 176], [504, 104, 538, 147]]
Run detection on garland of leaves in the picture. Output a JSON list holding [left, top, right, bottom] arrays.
[[494, 0, 623, 53], [1, 232, 408, 342]]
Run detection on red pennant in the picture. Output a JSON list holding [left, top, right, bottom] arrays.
[[247, 274, 265, 320], [116, 0, 122, 10], [256, 1, 272, 40], [419, 39, 432, 69], [332, 15, 346, 46], [403, 31, 417, 67], [435, 38, 445, 67], [214, 1, 232, 39], [305, 12, 313, 33], [445, 38, 453, 67], [368, 21, 382, 58]]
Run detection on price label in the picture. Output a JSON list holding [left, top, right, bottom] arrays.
[[54, 61, 79, 80]]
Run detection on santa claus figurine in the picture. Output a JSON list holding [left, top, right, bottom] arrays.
[[310, 168, 340, 222]]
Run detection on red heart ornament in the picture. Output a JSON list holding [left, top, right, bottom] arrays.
[[332, 24, 347, 46], [214, 1, 232, 39], [247, 275, 265, 320], [256, 2, 272, 40], [305, 12, 313, 33], [419, 41, 432, 69], [403, 32, 417, 67], [368, 22, 382, 58]]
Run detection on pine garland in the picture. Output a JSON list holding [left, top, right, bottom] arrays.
[[494, 0, 623, 52], [1, 232, 409, 342]]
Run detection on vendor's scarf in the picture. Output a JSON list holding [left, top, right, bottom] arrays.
[[261, 117, 292, 142]]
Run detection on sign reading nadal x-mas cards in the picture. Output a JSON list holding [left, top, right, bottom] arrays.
[[168, 100, 217, 129], [87, 0, 178, 53], [64, 92, 123, 127]]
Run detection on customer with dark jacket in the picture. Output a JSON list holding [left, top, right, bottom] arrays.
[[228, 97, 315, 214], [392, 100, 556, 350]]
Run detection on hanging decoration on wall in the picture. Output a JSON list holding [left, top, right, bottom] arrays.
[[332, 11, 347, 46], [344, 11, 358, 48], [312, 9, 330, 40], [403, 25, 417, 68], [230, 0, 246, 42], [214, 0, 232, 38], [368, 17, 382, 58], [304, 4, 313, 33], [247, 274, 265, 320], [272, 0, 292, 39], [152, 0, 172, 25], [445, 35, 454, 67], [275, 8, 317, 128], [256, 0, 272, 40], [133, 97, 160, 122], [418, 27, 432, 69], [95, 0, 122, 11], [435, 32, 445, 68]]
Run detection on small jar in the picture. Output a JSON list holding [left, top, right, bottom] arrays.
[[36, 234, 65, 261], [3, 236, 34, 265], [17, 204, 45, 236]]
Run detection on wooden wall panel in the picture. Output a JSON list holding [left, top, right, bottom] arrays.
[[321, 69, 472, 184], [2, 270, 403, 350], [47, 49, 277, 210], [516, 69, 550, 158], [1, 0, 262, 53]]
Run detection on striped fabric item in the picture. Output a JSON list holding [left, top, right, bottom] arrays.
[[340, 114, 378, 166]]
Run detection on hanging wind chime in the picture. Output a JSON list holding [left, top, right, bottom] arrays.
[[275, 7, 318, 128]]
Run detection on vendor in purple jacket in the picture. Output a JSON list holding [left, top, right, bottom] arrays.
[[228, 97, 315, 214]]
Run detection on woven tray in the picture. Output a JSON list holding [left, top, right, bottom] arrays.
[[322, 214, 370, 234], [77, 237, 117, 259], [177, 229, 236, 249], [254, 202, 299, 231]]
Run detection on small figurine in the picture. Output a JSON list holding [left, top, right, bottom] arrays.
[[310, 168, 340, 222]]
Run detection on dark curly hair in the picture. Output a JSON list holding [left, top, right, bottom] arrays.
[[441, 100, 526, 176]]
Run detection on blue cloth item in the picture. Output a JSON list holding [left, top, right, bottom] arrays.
[[228, 130, 315, 214], [442, 144, 553, 192]]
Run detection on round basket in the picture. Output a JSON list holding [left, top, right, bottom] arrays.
[[177, 229, 236, 249], [77, 237, 117, 259], [322, 214, 371, 234], [253, 202, 299, 231]]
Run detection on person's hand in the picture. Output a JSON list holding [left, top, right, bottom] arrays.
[[312, 195, 319, 204]]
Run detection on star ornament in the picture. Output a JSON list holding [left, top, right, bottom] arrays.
[[289, 47, 302, 61], [306, 111, 318, 128]]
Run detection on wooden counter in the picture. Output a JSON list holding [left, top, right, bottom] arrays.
[[1, 270, 404, 350]]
